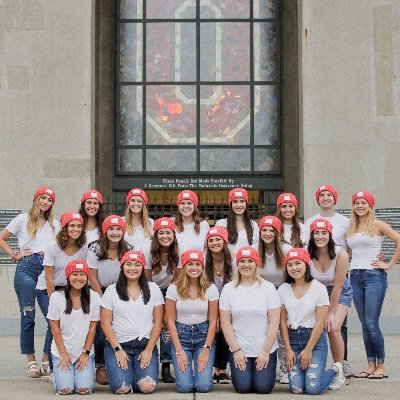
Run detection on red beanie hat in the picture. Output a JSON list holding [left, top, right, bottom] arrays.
[[206, 226, 228, 244], [236, 246, 261, 267], [126, 188, 149, 205], [277, 193, 298, 208], [153, 217, 176, 233], [352, 191, 375, 208], [315, 184, 338, 205], [228, 188, 249, 204], [65, 260, 90, 280], [81, 189, 104, 205], [259, 215, 282, 234], [180, 249, 205, 269], [285, 248, 310, 267], [101, 215, 127, 235], [120, 250, 146, 268], [310, 218, 333, 235], [60, 211, 83, 228], [33, 186, 56, 204], [176, 190, 199, 208]]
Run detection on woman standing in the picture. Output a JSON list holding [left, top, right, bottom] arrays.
[[257, 215, 291, 384], [101, 250, 164, 394], [0, 186, 59, 377], [219, 246, 281, 394], [347, 191, 400, 379], [275, 193, 308, 248], [215, 188, 258, 256], [86, 215, 130, 385], [79, 189, 105, 244], [308, 218, 350, 389], [48, 260, 100, 395], [166, 250, 219, 393], [204, 226, 232, 384], [124, 188, 153, 250], [143, 216, 180, 383], [175, 190, 209, 254], [278, 248, 340, 395]]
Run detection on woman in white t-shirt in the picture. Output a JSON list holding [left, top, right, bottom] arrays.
[[275, 193, 308, 248], [219, 246, 281, 394], [0, 186, 59, 378], [166, 250, 219, 393], [86, 215, 131, 385], [278, 248, 340, 395], [258, 215, 292, 384], [215, 188, 258, 257], [204, 226, 232, 384], [101, 250, 164, 395], [174, 190, 209, 254], [79, 189, 105, 244], [48, 259, 100, 395], [143, 216, 180, 383], [123, 188, 153, 250]]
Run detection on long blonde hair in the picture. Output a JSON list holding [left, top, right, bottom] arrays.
[[232, 267, 264, 287], [125, 203, 152, 237], [347, 207, 375, 237], [27, 197, 55, 238], [176, 270, 211, 300]]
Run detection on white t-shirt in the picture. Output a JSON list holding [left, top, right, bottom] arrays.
[[86, 242, 120, 288], [124, 218, 154, 250], [37, 241, 88, 289], [101, 282, 164, 343], [6, 213, 60, 253], [166, 283, 219, 325], [219, 280, 280, 357], [47, 290, 100, 362], [304, 212, 350, 248], [176, 220, 210, 255], [282, 222, 309, 247], [215, 219, 259, 255], [86, 227, 100, 244], [278, 279, 330, 329]]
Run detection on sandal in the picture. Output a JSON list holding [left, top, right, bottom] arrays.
[[353, 371, 372, 378], [40, 361, 51, 376], [27, 361, 40, 378]]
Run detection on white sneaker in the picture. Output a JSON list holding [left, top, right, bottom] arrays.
[[280, 371, 289, 384], [329, 362, 345, 390], [343, 360, 351, 377]]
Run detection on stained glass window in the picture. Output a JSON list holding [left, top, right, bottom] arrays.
[[116, 0, 281, 178]]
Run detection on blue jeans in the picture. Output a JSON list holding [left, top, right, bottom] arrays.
[[288, 328, 335, 395], [36, 288, 53, 370], [350, 269, 387, 364], [104, 338, 159, 394], [171, 321, 215, 393], [230, 350, 277, 394], [13, 253, 47, 355], [52, 354, 94, 394]]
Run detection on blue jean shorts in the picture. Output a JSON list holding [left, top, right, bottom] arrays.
[[326, 278, 353, 307]]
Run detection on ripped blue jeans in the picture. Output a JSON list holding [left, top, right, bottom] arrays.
[[13, 253, 47, 355], [288, 328, 335, 395]]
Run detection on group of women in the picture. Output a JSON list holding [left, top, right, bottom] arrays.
[[0, 184, 399, 395]]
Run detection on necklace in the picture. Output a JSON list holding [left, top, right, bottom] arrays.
[[214, 263, 224, 277]]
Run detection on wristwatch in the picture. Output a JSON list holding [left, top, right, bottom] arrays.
[[114, 345, 122, 352], [82, 349, 90, 356], [203, 344, 212, 350]]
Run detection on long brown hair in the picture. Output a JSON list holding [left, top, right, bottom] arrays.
[[205, 243, 232, 285], [56, 225, 86, 249], [79, 202, 105, 231], [258, 227, 285, 269], [275, 208, 303, 247], [175, 207, 201, 234], [27, 197, 56, 238], [97, 234, 131, 261], [227, 206, 254, 245], [175, 270, 211, 300], [150, 233, 179, 275]]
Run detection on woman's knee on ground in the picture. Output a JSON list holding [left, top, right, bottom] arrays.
[[76, 387, 91, 395], [115, 385, 132, 395], [57, 387, 74, 395], [138, 376, 156, 394]]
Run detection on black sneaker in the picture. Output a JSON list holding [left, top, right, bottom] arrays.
[[218, 372, 231, 384], [213, 373, 219, 384]]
